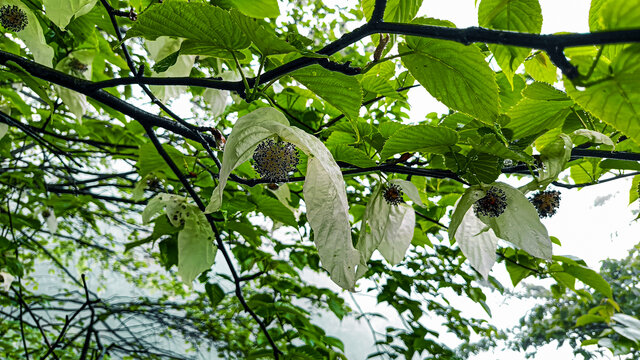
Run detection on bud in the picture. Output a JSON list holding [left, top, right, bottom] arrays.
[[0, 5, 28, 32], [529, 190, 561, 218], [473, 187, 508, 218], [252, 139, 299, 182]]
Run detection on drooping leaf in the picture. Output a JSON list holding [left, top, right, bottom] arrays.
[[205, 283, 226, 307], [401, 18, 500, 124], [478, 0, 542, 87], [44, 0, 97, 29], [380, 124, 458, 160], [330, 144, 376, 168], [206, 108, 359, 290], [125, 0, 250, 51], [564, 264, 612, 298], [565, 45, 640, 145], [291, 65, 363, 121]]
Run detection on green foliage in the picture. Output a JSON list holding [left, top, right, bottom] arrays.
[[0, 0, 639, 358]]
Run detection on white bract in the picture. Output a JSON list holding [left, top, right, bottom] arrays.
[[146, 37, 196, 102], [44, 0, 97, 29], [143, 194, 217, 286], [0, 0, 54, 66], [55, 49, 95, 121], [450, 182, 552, 278], [0, 271, 14, 292], [205, 107, 359, 290], [356, 180, 421, 278]]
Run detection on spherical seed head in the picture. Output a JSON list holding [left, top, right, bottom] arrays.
[[529, 190, 561, 218], [383, 184, 404, 206], [252, 139, 299, 182], [473, 187, 508, 218], [68, 58, 88, 74], [0, 5, 28, 32]]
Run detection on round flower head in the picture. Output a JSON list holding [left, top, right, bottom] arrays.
[[383, 184, 404, 206], [252, 139, 299, 182], [473, 187, 508, 218], [0, 5, 28, 32], [529, 190, 561, 218]]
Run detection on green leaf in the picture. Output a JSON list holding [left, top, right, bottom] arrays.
[[536, 133, 573, 188], [291, 65, 363, 121], [330, 144, 376, 168], [506, 83, 574, 140], [524, 52, 558, 84], [390, 179, 424, 207], [253, 195, 297, 227], [565, 45, 640, 145], [630, 174, 640, 204], [205, 283, 226, 307], [571, 129, 615, 149], [466, 152, 502, 184], [478, 0, 542, 87], [600, 0, 640, 31], [138, 142, 194, 178], [589, 0, 608, 31], [468, 134, 534, 164], [355, 185, 415, 278], [362, 0, 422, 22], [44, 0, 97, 29], [229, 10, 298, 56], [401, 18, 500, 124], [478, 183, 552, 260], [576, 314, 606, 327], [226, 0, 279, 18], [564, 264, 613, 298], [125, 0, 250, 50], [380, 124, 458, 160], [152, 50, 180, 72], [497, 73, 526, 112], [5, 61, 54, 109], [206, 108, 359, 290], [124, 215, 180, 252]]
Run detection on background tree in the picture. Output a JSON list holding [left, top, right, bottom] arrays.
[[0, 0, 639, 359]]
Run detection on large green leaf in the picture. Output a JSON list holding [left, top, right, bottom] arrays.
[[401, 18, 500, 124], [253, 195, 297, 227], [600, 0, 640, 31], [226, 0, 279, 18], [478, 0, 542, 87], [330, 144, 376, 168], [564, 264, 612, 298], [291, 65, 362, 121], [44, 0, 97, 29], [589, 0, 608, 31], [506, 83, 574, 140], [565, 45, 640, 145], [125, 0, 250, 50], [206, 108, 359, 290], [230, 10, 298, 56], [524, 52, 558, 84], [380, 124, 458, 160]]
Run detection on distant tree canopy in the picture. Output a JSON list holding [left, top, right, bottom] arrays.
[[0, 0, 640, 359]]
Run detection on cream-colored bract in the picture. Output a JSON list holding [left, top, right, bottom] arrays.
[[206, 107, 360, 290], [43, 0, 97, 29]]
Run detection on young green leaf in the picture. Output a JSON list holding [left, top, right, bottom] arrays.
[[380, 124, 458, 160]]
